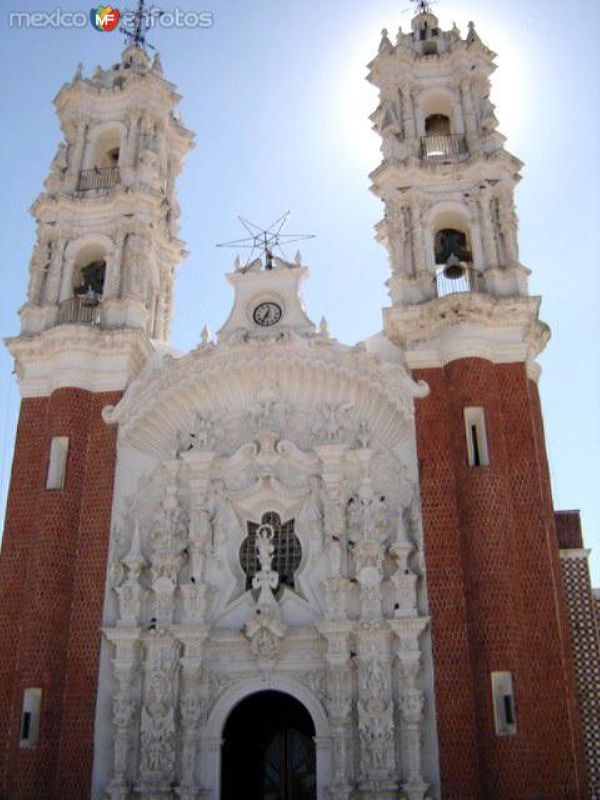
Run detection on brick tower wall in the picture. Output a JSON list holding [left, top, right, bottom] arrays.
[[413, 357, 587, 800], [0, 388, 121, 800]]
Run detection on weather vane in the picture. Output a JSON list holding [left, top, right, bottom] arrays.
[[216, 212, 315, 271], [411, 0, 434, 14], [120, 0, 164, 51]]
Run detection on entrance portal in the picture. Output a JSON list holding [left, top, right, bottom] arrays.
[[221, 690, 317, 800]]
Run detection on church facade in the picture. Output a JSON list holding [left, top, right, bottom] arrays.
[[0, 8, 597, 800]]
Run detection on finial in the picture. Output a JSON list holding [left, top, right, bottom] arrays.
[[234, 254, 242, 272], [200, 324, 212, 346], [152, 51, 163, 73], [378, 28, 394, 55], [396, 26, 403, 45], [73, 62, 83, 82], [319, 316, 329, 337], [467, 21, 481, 44], [93, 65, 103, 79], [294, 250, 302, 267]]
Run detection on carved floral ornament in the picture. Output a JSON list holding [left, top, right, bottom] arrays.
[[103, 338, 429, 457]]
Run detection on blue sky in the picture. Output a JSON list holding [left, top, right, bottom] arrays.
[[0, 0, 598, 582]]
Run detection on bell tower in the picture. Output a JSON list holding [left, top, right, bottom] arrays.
[[0, 43, 192, 800], [21, 45, 192, 342], [369, 8, 587, 799]]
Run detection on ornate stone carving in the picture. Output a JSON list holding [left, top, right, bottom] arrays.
[[312, 401, 354, 442], [113, 522, 148, 627], [136, 632, 180, 793], [176, 412, 223, 455]]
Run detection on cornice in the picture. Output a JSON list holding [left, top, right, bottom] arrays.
[[369, 149, 523, 195], [385, 293, 550, 368], [5, 326, 154, 397]]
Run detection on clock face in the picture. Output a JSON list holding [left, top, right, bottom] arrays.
[[253, 302, 282, 327]]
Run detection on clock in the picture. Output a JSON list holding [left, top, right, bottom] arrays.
[[253, 302, 282, 327]]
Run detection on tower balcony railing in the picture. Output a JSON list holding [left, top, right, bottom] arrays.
[[421, 134, 468, 161], [55, 295, 102, 325], [77, 166, 120, 192], [434, 264, 486, 298]]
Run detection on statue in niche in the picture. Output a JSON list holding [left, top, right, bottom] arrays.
[[208, 480, 237, 555], [298, 475, 324, 557], [252, 523, 279, 609]]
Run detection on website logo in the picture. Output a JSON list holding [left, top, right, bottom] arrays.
[[90, 5, 120, 31]]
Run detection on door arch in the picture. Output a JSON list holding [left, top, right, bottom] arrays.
[[221, 690, 316, 800]]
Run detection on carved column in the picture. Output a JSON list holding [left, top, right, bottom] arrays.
[[176, 632, 209, 800], [355, 624, 396, 800], [103, 230, 126, 300], [136, 631, 181, 799], [351, 448, 386, 622], [26, 236, 48, 305], [460, 81, 479, 151], [44, 234, 66, 305], [409, 198, 427, 275], [150, 462, 183, 627], [65, 119, 87, 191], [389, 618, 429, 800], [389, 535, 418, 619], [114, 521, 148, 627], [497, 192, 519, 265], [478, 188, 499, 270], [317, 621, 355, 800], [316, 445, 352, 621], [401, 85, 416, 140], [105, 632, 141, 800], [180, 450, 216, 625]]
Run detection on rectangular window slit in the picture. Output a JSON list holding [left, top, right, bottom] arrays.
[[470, 424, 481, 466], [19, 688, 41, 749], [21, 712, 31, 741], [46, 436, 69, 490], [503, 694, 515, 725], [464, 407, 489, 467], [491, 672, 517, 736]]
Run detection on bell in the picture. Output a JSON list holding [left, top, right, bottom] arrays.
[[83, 285, 98, 307], [443, 253, 465, 280]]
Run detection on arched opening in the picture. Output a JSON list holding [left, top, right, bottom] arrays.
[[434, 228, 472, 265], [72, 243, 106, 302], [221, 690, 316, 800], [93, 127, 122, 169], [430, 211, 483, 296], [79, 126, 123, 191], [425, 113, 451, 136], [421, 92, 466, 160]]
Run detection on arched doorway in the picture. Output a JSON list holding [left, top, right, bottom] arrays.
[[221, 690, 317, 800]]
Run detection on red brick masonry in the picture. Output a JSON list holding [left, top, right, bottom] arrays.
[[0, 388, 121, 800], [413, 358, 587, 800]]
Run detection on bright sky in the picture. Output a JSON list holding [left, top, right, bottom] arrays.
[[0, 0, 598, 582]]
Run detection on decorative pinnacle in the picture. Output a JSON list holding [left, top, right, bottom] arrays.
[[120, 0, 164, 51]]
